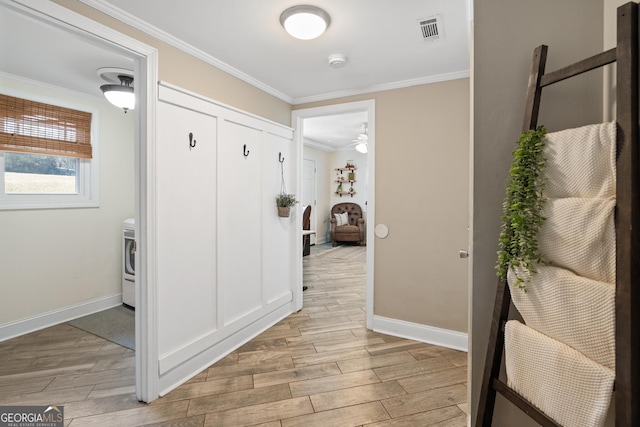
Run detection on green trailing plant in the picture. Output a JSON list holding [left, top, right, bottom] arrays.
[[496, 125, 548, 292], [276, 193, 298, 208]]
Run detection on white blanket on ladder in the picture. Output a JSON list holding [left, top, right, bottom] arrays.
[[505, 121, 616, 426], [505, 321, 615, 427]]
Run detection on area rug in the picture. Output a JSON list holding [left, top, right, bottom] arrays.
[[315, 244, 366, 263], [67, 305, 135, 350], [309, 242, 333, 256]]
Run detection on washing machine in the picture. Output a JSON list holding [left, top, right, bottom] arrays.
[[122, 218, 136, 308]]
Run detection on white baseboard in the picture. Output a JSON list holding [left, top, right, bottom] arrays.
[[0, 294, 123, 342], [373, 315, 468, 352]]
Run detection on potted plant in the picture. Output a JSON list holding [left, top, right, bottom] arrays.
[[276, 193, 297, 217]]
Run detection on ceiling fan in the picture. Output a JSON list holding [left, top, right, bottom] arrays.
[[346, 123, 368, 153]]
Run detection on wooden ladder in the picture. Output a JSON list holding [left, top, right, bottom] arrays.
[[475, 2, 640, 426]]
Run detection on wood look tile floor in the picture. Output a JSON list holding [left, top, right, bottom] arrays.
[[0, 244, 468, 426]]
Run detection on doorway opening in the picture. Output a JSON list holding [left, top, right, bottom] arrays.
[[293, 100, 375, 328], [2, 0, 158, 402]]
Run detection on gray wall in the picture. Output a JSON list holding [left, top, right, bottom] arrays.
[[472, 0, 604, 424]]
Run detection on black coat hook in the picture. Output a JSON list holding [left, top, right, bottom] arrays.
[[189, 132, 196, 149], [243, 144, 250, 158], [279, 152, 285, 163]]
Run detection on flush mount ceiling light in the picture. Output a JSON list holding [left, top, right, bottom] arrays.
[[101, 75, 134, 112], [98, 67, 135, 113], [280, 5, 330, 40]]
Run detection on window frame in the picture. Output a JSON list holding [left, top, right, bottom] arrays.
[[0, 86, 99, 210]]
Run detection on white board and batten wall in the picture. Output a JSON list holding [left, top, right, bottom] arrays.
[[156, 82, 297, 394]]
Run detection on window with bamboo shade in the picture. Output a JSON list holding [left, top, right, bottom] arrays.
[[0, 93, 92, 159], [0, 89, 99, 210]]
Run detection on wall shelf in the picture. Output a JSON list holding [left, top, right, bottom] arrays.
[[335, 166, 357, 173], [335, 164, 356, 197], [336, 191, 356, 197]]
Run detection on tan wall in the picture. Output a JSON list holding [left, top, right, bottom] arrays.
[[296, 78, 470, 333], [52, 0, 291, 126], [472, 0, 604, 424]]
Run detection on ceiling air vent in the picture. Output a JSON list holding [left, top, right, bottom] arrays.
[[418, 15, 443, 41]]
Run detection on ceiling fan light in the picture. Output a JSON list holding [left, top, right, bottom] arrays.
[[280, 5, 330, 40], [355, 142, 368, 154], [100, 74, 135, 112]]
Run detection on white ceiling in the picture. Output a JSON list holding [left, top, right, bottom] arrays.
[[0, 0, 470, 149], [303, 112, 369, 151], [0, 5, 134, 101], [91, 0, 471, 104]]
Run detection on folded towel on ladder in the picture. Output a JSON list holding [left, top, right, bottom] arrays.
[[505, 320, 614, 427]]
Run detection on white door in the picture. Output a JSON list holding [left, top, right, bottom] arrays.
[[302, 159, 317, 245]]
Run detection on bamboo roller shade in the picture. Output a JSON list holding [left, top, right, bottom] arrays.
[[0, 94, 92, 159]]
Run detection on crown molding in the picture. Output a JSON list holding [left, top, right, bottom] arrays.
[[79, 0, 294, 104], [291, 70, 471, 105], [79, 0, 469, 107], [303, 138, 336, 152]]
